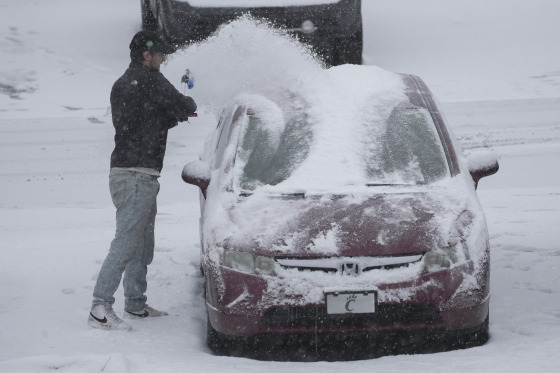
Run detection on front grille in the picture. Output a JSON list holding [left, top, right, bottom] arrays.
[[276, 254, 424, 275], [262, 304, 441, 328]]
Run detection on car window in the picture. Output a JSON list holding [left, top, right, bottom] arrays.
[[214, 106, 244, 169], [365, 105, 450, 184], [237, 109, 313, 190]]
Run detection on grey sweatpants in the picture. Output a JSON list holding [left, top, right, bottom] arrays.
[[92, 169, 160, 312]]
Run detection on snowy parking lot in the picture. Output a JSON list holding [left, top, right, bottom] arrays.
[[1, 0, 559, 372]]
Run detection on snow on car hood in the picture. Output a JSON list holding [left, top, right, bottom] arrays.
[[181, 0, 340, 7], [204, 178, 487, 262], [227, 190, 440, 256]]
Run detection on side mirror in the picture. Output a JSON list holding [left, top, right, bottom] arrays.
[[467, 150, 499, 189], [182, 160, 211, 198]]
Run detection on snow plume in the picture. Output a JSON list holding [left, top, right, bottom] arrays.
[[165, 16, 324, 111], [236, 93, 286, 144]]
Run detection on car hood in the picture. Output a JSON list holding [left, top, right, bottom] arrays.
[[213, 187, 473, 258]]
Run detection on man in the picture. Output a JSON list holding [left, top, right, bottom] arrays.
[[88, 31, 197, 331]]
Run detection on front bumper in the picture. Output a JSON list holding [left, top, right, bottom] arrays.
[[205, 259, 490, 337]]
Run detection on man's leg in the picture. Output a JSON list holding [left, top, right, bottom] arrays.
[[92, 171, 159, 308], [123, 187, 157, 313]]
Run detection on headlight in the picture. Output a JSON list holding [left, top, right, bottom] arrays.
[[223, 250, 254, 273], [255, 256, 276, 275], [301, 20, 317, 34], [422, 241, 468, 274], [422, 250, 452, 273], [222, 249, 276, 276]]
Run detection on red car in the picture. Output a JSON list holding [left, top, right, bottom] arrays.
[[182, 66, 498, 358]]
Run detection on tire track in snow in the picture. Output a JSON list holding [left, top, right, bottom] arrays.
[[443, 98, 560, 151]]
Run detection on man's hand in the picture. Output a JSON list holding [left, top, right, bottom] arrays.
[[178, 113, 197, 122]]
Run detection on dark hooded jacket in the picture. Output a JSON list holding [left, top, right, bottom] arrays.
[[110, 61, 197, 172]]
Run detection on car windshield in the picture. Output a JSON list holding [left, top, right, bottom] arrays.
[[364, 105, 449, 185], [235, 94, 450, 192], [238, 108, 313, 191]]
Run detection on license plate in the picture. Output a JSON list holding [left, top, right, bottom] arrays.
[[326, 291, 377, 314]]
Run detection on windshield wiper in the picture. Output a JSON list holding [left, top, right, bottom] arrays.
[[239, 192, 306, 199], [365, 183, 417, 187], [281, 192, 305, 198]]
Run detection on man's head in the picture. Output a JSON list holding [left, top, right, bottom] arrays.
[[129, 30, 176, 70]]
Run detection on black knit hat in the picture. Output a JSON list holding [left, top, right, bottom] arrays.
[[129, 30, 176, 54]]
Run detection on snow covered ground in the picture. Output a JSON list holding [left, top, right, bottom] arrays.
[[1, 0, 559, 371]]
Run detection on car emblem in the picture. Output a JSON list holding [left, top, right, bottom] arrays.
[[341, 262, 360, 276]]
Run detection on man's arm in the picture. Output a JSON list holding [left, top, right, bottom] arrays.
[[156, 74, 197, 121]]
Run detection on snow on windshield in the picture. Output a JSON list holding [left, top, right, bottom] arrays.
[[236, 95, 312, 191], [271, 66, 409, 193], [232, 69, 450, 193]]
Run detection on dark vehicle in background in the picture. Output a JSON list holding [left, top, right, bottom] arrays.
[[141, 0, 363, 66], [182, 66, 499, 359]]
